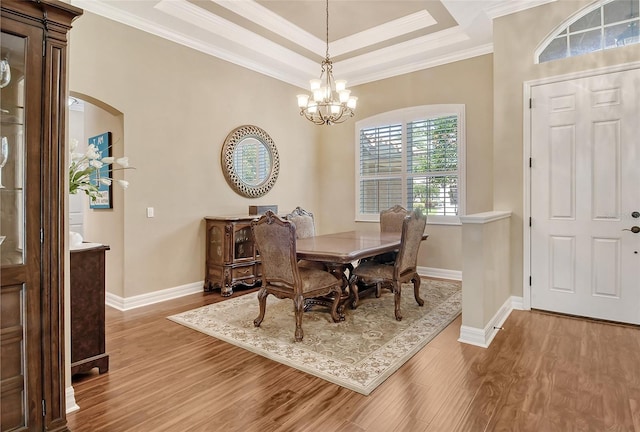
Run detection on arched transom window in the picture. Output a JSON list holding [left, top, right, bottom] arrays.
[[537, 0, 639, 63]]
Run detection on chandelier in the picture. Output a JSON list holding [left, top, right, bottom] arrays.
[[296, 0, 357, 125]]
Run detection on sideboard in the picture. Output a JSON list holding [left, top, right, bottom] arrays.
[[70, 244, 110, 376], [204, 216, 261, 296]]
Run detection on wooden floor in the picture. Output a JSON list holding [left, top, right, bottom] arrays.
[[67, 285, 640, 432]]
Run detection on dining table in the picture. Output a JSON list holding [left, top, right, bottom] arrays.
[[295, 230, 428, 313], [296, 230, 407, 265]]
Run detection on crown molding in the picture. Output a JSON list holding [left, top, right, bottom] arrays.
[[331, 10, 437, 57], [337, 26, 470, 76], [73, 0, 310, 87], [73, 0, 148, 25], [214, 0, 325, 55], [214, 2, 437, 58], [156, 0, 317, 71], [347, 43, 494, 87], [71, 0, 497, 89], [168, 26, 312, 88], [485, 0, 557, 19]]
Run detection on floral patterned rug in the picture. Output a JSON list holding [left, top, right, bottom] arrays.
[[168, 278, 461, 395]]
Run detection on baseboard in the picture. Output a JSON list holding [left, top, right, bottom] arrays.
[[66, 385, 79, 413], [105, 282, 202, 311], [103, 267, 463, 312], [457, 296, 518, 348], [511, 295, 525, 310], [102, 266, 462, 312], [418, 266, 462, 281]]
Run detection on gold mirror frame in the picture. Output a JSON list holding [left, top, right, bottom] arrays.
[[221, 125, 279, 198]]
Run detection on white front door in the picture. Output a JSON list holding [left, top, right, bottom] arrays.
[[530, 68, 640, 324]]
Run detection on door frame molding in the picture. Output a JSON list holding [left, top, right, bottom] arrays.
[[522, 61, 640, 310]]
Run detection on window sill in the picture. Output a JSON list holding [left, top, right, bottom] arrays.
[[355, 216, 462, 226]]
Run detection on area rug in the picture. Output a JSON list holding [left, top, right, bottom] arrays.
[[168, 278, 461, 395]]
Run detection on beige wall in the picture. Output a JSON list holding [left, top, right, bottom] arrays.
[[69, 12, 321, 298], [316, 54, 495, 272], [69, 12, 492, 298], [493, 1, 640, 298], [81, 102, 125, 298], [460, 213, 511, 332], [75, 2, 640, 299]]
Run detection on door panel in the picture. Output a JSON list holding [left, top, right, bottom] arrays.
[[549, 125, 575, 219], [530, 68, 640, 324], [549, 236, 575, 293], [592, 238, 619, 297]]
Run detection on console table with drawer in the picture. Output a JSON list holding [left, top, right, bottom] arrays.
[[204, 215, 261, 296]]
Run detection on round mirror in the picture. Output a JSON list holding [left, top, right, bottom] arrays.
[[221, 125, 279, 198]]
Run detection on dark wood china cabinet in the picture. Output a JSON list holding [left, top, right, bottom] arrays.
[[0, 1, 82, 431]]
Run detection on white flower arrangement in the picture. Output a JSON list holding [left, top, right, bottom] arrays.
[[69, 138, 133, 202]]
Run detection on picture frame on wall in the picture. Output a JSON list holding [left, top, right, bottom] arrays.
[[89, 131, 113, 209]]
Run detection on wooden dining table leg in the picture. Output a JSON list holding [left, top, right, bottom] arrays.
[[324, 263, 349, 288]]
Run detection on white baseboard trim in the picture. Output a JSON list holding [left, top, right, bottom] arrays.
[[106, 281, 202, 311], [511, 295, 525, 310], [418, 266, 462, 281], [457, 296, 516, 348], [66, 385, 79, 413], [103, 267, 465, 312]]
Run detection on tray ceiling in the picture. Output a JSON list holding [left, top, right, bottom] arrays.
[[70, 0, 555, 88]]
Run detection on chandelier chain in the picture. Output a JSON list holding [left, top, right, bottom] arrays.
[[325, 0, 329, 60]]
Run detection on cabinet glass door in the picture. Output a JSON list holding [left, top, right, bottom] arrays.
[[234, 225, 253, 259], [0, 24, 42, 431], [0, 32, 25, 266]]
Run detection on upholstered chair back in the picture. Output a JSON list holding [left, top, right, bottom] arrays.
[[285, 206, 329, 272], [286, 206, 316, 239], [252, 211, 298, 291], [395, 210, 427, 278], [349, 209, 427, 320], [380, 205, 408, 233], [251, 210, 343, 341]]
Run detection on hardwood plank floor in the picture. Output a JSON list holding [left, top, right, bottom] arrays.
[[67, 286, 640, 432]]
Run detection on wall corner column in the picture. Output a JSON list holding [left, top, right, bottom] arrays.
[[458, 210, 512, 348]]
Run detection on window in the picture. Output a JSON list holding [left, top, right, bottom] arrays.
[[233, 137, 271, 186], [355, 105, 465, 224], [537, 0, 639, 63]]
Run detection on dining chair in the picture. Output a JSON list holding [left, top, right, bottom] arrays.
[[357, 205, 409, 298], [349, 209, 427, 320], [251, 211, 343, 342], [286, 206, 316, 238], [285, 206, 326, 271], [373, 205, 408, 265], [380, 205, 409, 233]]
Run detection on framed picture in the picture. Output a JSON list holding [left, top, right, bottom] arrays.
[[89, 131, 113, 209]]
